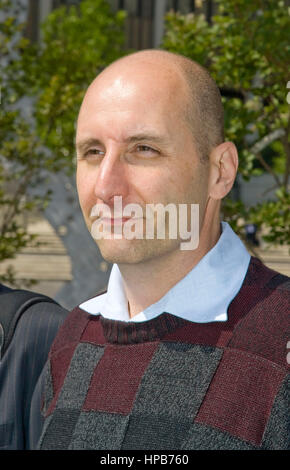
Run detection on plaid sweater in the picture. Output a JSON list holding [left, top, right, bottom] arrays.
[[38, 257, 290, 450]]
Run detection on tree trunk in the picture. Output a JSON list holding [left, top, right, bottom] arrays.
[[42, 171, 111, 310]]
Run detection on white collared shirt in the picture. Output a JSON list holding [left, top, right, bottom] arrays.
[[80, 222, 251, 323]]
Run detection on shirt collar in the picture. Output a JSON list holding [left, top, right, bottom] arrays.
[[80, 222, 251, 323]]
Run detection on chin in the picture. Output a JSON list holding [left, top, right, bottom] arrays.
[[95, 237, 181, 265], [96, 239, 150, 265]]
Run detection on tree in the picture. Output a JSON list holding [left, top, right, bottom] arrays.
[[20, 0, 127, 172], [0, 0, 127, 306], [162, 0, 290, 248], [0, 0, 49, 286]]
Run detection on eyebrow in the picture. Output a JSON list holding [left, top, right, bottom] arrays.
[[124, 133, 167, 145], [76, 134, 167, 153], [76, 138, 102, 154]]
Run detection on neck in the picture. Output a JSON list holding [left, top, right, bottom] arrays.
[[119, 202, 221, 318]]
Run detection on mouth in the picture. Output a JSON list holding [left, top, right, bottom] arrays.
[[99, 216, 133, 226], [90, 214, 145, 240], [90, 215, 144, 226], [89, 201, 145, 235]]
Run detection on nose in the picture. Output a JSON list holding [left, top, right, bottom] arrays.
[[94, 145, 130, 205]]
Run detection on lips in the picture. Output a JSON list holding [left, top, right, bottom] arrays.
[[99, 216, 133, 226], [90, 214, 143, 227], [90, 213, 145, 240], [90, 204, 144, 225]]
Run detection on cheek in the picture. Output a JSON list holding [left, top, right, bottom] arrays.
[[76, 166, 96, 214], [173, 163, 209, 206], [135, 165, 184, 205], [124, 166, 163, 203], [166, 164, 194, 199]]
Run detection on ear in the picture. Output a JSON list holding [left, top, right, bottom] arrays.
[[208, 142, 238, 200]]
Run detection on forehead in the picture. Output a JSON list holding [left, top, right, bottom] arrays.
[[76, 64, 189, 141]]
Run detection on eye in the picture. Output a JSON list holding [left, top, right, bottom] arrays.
[[136, 145, 159, 155], [78, 148, 105, 162], [85, 148, 105, 157]]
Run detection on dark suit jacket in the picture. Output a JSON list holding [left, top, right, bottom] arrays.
[[0, 284, 68, 449]]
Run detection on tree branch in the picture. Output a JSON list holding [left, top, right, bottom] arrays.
[[250, 128, 285, 154], [250, 129, 285, 187], [282, 120, 290, 188]]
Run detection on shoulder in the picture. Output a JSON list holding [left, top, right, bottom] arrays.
[[240, 256, 289, 328], [0, 283, 13, 294], [0, 286, 68, 359], [16, 301, 68, 354], [232, 256, 290, 316], [20, 299, 68, 332], [243, 256, 290, 291], [47, 305, 92, 358], [229, 257, 290, 368]]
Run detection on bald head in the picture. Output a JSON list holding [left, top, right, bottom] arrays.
[[79, 49, 224, 162]]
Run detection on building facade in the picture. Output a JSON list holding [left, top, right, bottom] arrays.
[[25, 0, 215, 49]]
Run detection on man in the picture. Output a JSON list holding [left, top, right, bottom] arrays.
[[33, 50, 289, 450], [0, 283, 67, 449]]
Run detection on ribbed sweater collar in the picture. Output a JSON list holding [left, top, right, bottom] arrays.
[[98, 312, 186, 344], [74, 257, 278, 347]]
